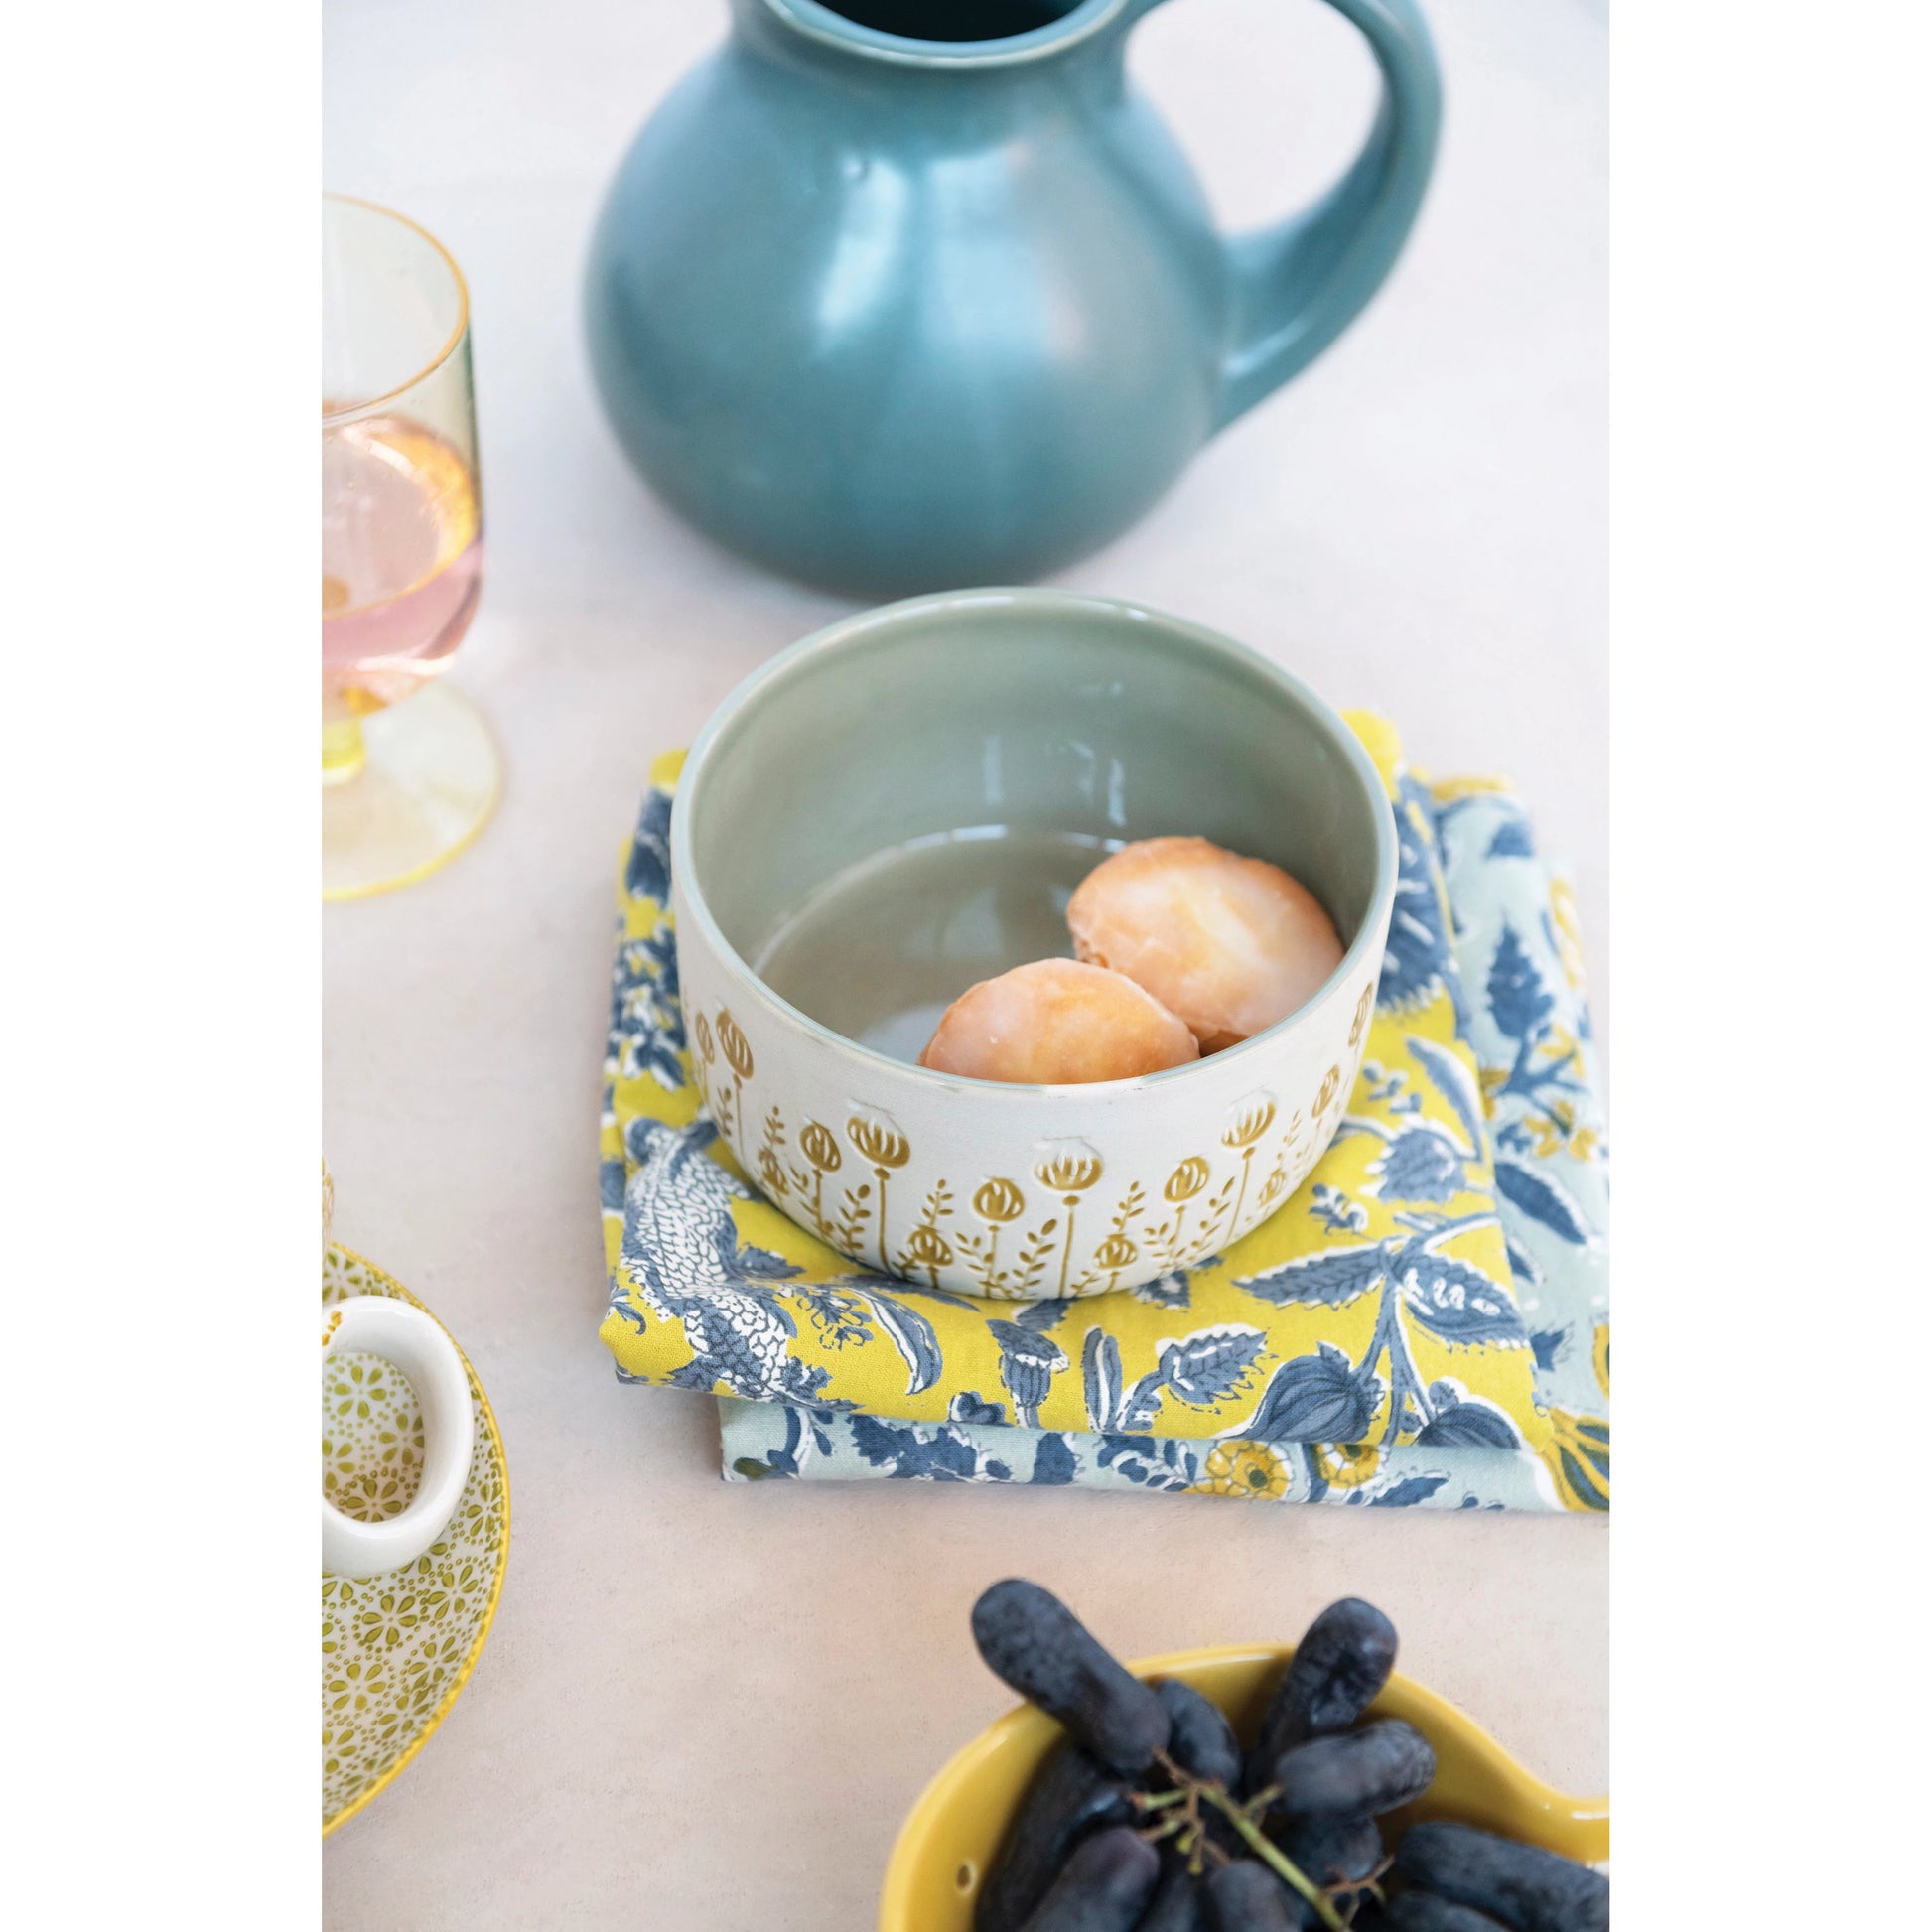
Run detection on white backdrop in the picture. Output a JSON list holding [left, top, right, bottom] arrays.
[[323, 3, 1606, 1924]]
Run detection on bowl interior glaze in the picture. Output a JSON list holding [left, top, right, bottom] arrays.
[[680, 591, 1390, 1063], [878, 1644, 1609, 1931]]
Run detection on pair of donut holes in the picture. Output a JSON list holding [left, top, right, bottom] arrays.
[[918, 837, 1343, 1084]]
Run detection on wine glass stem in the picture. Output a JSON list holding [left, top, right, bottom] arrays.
[[323, 715, 368, 787]]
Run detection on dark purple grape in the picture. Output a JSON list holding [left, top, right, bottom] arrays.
[[976, 1740, 1136, 1932], [1152, 1678, 1241, 1788], [1394, 1823, 1609, 1932], [1018, 1826, 1161, 1932], [1203, 1860, 1310, 1931], [973, 1581, 1172, 1776], [1133, 1860, 1208, 1932], [1244, 1599, 1398, 1793], [1267, 1721, 1435, 1820], [1385, 1897, 1511, 1931], [1273, 1814, 1385, 1898]]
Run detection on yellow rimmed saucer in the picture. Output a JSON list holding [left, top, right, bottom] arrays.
[[322, 1244, 510, 1836], [881, 1644, 1608, 1929]]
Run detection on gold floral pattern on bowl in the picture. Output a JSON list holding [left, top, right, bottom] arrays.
[[697, 1006, 1370, 1300]]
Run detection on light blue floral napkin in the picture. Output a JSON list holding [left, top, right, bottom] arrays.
[[717, 783, 1610, 1512]]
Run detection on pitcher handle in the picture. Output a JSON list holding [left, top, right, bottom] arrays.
[[1132, 0, 1443, 428]]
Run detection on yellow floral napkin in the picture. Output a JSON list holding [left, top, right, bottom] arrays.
[[599, 720, 1547, 1452]]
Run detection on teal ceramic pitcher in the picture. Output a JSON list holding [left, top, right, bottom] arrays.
[[585, 0, 1441, 594]]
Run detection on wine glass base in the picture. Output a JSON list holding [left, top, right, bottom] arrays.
[[323, 683, 501, 901]]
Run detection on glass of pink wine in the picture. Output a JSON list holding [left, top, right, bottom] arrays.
[[323, 196, 495, 899]]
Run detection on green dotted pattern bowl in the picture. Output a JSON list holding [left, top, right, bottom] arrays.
[[322, 1245, 510, 1836]]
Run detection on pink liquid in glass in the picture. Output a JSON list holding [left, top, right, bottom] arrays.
[[323, 414, 483, 712]]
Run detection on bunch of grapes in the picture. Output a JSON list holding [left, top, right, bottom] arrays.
[[968, 1582, 1608, 1932]]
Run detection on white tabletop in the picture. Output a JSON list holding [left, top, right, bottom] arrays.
[[323, 2, 1606, 1923]]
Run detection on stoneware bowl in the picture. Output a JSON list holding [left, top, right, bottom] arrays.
[[671, 588, 1396, 1300], [878, 1644, 1610, 1931]]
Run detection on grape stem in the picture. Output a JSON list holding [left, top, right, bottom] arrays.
[[1137, 1748, 1351, 1932], [1133, 1788, 1190, 1813], [1199, 1789, 1349, 1932], [1134, 1764, 1208, 1867]]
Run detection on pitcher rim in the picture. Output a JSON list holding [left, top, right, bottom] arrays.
[[756, 0, 1131, 68]]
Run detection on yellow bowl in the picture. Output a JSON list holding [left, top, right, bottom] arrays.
[[880, 1644, 1608, 1931]]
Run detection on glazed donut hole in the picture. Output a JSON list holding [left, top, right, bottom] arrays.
[[918, 957, 1200, 1084]]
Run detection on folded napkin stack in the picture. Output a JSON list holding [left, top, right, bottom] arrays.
[[600, 720, 1608, 1513]]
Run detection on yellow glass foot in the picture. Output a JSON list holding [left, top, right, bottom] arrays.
[[322, 683, 500, 900]]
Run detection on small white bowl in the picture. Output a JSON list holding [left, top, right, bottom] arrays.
[[671, 589, 1396, 1299]]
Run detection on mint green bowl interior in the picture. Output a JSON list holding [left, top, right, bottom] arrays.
[[676, 589, 1392, 1063]]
